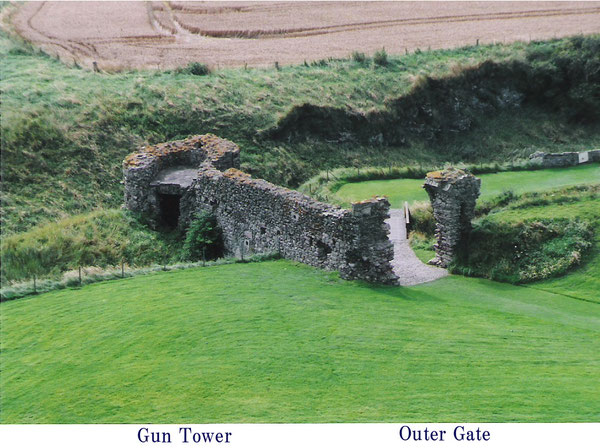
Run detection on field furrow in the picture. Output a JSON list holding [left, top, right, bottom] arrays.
[[10, 1, 600, 69]]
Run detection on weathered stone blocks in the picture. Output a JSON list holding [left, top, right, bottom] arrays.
[[123, 134, 240, 224], [529, 149, 600, 167], [423, 168, 481, 268], [123, 135, 397, 284]]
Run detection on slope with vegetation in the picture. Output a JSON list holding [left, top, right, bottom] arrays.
[[0, 207, 230, 287], [2, 23, 600, 235], [412, 184, 599, 298], [482, 186, 600, 302], [0, 210, 182, 283]]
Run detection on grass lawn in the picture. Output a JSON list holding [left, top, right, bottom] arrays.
[[334, 164, 600, 207], [2, 260, 599, 423]]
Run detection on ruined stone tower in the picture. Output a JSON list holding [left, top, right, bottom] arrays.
[[123, 134, 397, 284], [423, 168, 481, 268]]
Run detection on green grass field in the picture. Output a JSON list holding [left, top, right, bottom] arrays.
[[1, 261, 599, 423], [334, 164, 600, 207]]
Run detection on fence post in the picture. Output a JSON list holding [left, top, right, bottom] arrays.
[[33, 274, 37, 294], [121, 260, 125, 278], [78, 266, 82, 286], [202, 247, 206, 267], [404, 201, 411, 239]]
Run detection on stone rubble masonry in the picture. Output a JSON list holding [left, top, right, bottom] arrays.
[[423, 168, 481, 268], [529, 149, 600, 167], [123, 134, 241, 219], [124, 134, 397, 284]]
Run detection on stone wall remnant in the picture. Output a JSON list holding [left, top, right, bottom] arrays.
[[123, 135, 397, 284], [123, 134, 240, 227], [423, 168, 481, 268], [529, 149, 600, 168]]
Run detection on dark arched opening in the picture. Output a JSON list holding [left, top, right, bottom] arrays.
[[158, 193, 181, 229]]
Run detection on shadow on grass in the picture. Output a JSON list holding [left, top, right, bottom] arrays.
[[351, 278, 445, 303]]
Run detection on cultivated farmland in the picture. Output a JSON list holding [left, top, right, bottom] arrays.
[[10, 1, 600, 69]]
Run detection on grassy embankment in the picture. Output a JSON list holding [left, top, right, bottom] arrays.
[[452, 187, 597, 286], [484, 187, 600, 302], [2, 24, 600, 235], [1, 260, 599, 423], [0, 209, 185, 284]]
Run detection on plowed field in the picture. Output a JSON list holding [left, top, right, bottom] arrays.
[[9, 1, 600, 69]]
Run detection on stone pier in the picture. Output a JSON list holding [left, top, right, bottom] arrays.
[[423, 168, 481, 268]]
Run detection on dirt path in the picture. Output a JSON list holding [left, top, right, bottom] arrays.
[[387, 209, 448, 286]]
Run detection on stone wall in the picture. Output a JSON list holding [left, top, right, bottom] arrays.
[[423, 169, 481, 268], [124, 135, 397, 284], [529, 149, 600, 167], [123, 134, 240, 225]]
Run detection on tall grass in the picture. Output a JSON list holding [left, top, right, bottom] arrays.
[[0, 209, 184, 282], [0, 253, 280, 302], [443, 185, 598, 284], [2, 30, 600, 235]]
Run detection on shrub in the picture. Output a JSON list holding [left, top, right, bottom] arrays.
[[409, 201, 435, 236], [351, 51, 368, 64], [181, 211, 223, 262], [176, 62, 211, 76], [373, 48, 388, 66], [451, 218, 594, 283]]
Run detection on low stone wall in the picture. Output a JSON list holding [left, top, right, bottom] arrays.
[[188, 168, 396, 283], [529, 149, 600, 168], [423, 169, 481, 268], [124, 135, 396, 284]]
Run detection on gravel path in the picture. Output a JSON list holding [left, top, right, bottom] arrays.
[[387, 208, 448, 286]]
